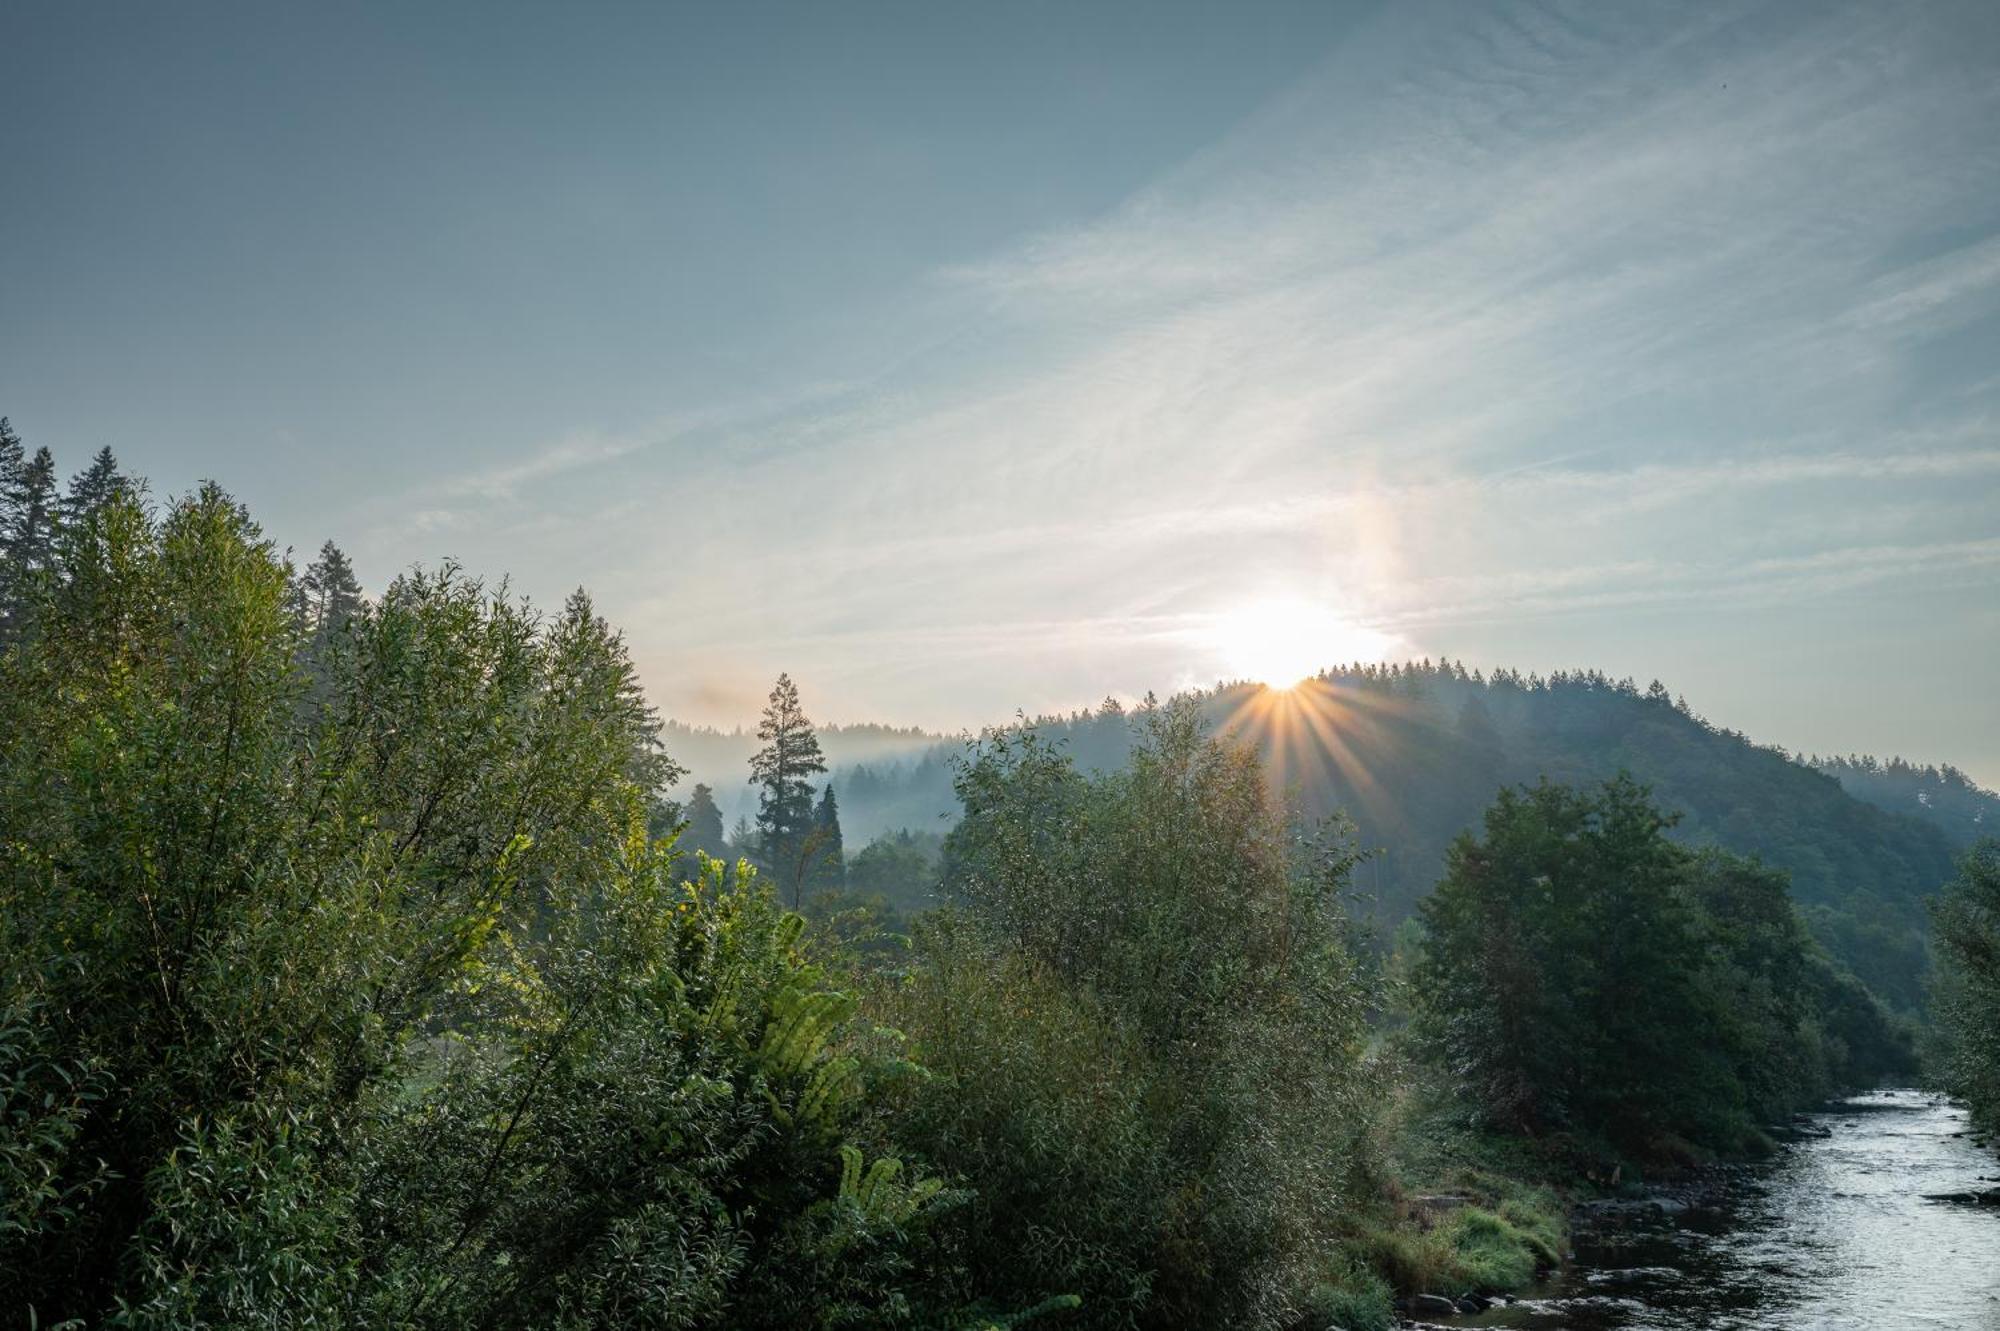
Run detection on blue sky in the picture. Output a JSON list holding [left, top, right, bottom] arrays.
[[5, 0, 1998, 783]]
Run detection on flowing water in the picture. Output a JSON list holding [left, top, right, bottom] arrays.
[[1437, 1090, 2000, 1330]]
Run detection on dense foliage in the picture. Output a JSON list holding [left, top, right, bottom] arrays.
[[879, 704, 1374, 1330], [1930, 841, 2000, 1131], [0, 480, 953, 1328], [1413, 777, 1911, 1160], [846, 829, 944, 916]]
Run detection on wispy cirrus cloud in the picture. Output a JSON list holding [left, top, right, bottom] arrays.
[[364, 0, 2000, 775], [453, 428, 654, 501]]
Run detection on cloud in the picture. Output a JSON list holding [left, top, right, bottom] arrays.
[[359, 0, 2000, 767], [1381, 536, 2000, 629], [453, 428, 653, 500], [1843, 234, 2000, 332]]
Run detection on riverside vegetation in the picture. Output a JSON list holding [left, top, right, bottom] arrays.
[[1, 429, 1992, 1329]]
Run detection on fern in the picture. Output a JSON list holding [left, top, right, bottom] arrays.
[[833, 1144, 944, 1226], [957, 1293, 1085, 1328], [758, 987, 856, 1079]]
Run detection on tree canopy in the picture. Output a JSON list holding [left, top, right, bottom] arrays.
[[1414, 776, 1911, 1158]]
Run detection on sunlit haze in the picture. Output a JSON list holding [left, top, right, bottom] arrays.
[[1216, 598, 1397, 689], [5, 0, 1997, 781]]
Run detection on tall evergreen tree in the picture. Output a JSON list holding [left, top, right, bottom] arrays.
[[0, 429, 59, 646], [301, 540, 365, 636], [679, 782, 729, 863], [0, 418, 23, 644], [9, 448, 60, 572], [807, 783, 847, 894], [748, 672, 827, 908], [727, 814, 760, 863], [61, 446, 126, 527], [0, 419, 23, 505]]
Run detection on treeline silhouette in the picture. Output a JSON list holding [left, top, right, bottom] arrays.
[[1810, 753, 1996, 847]]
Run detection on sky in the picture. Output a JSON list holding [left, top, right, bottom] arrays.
[[4, 0, 1999, 784]]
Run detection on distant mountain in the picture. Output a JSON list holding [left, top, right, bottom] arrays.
[[667, 663, 1966, 1013], [1810, 755, 1997, 848]]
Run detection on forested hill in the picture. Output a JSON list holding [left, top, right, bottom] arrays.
[[674, 663, 1964, 1012], [1810, 754, 1997, 848]]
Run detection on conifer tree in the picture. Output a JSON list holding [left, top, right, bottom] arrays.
[[0, 418, 22, 643], [748, 672, 827, 907], [302, 540, 365, 636], [0, 419, 22, 510], [728, 814, 760, 862], [680, 782, 729, 862], [61, 446, 126, 527], [11, 448, 59, 571], [807, 783, 847, 893], [0, 429, 59, 645]]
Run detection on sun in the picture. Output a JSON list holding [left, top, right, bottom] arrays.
[[1214, 597, 1394, 689]]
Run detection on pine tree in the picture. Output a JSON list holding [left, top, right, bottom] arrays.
[[748, 672, 827, 908], [62, 446, 126, 527], [0, 429, 60, 646], [680, 782, 729, 862], [302, 540, 365, 636], [0, 419, 23, 644], [0, 419, 22, 503], [807, 784, 847, 894], [1, 445, 60, 568], [727, 815, 760, 863]]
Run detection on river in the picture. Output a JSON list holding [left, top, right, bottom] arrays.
[[1433, 1089, 2000, 1330]]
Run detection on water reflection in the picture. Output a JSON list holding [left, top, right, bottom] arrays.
[[1439, 1090, 2000, 1330]]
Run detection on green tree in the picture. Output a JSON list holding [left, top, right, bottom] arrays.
[[300, 539, 365, 636], [62, 445, 127, 527], [0, 418, 22, 641], [808, 783, 847, 894], [3, 446, 59, 572], [1414, 776, 1863, 1158], [749, 672, 828, 908], [678, 780, 731, 863], [847, 829, 942, 915], [729, 813, 761, 861], [1932, 841, 2000, 1130], [885, 700, 1368, 1329], [0, 428, 59, 644]]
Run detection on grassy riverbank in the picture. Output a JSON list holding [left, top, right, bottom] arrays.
[[1317, 1084, 1569, 1327]]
